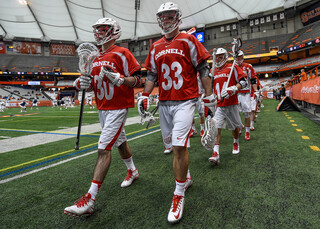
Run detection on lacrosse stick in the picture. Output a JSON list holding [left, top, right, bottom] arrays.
[[146, 104, 159, 129], [75, 43, 99, 150], [201, 47, 218, 150], [221, 37, 242, 102]]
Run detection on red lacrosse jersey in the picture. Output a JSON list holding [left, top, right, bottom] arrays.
[[213, 63, 246, 107], [238, 62, 257, 94], [90, 45, 141, 110], [144, 32, 210, 101]]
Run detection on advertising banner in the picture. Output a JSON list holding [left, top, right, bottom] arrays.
[[13, 42, 41, 54], [300, 2, 320, 26], [50, 44, 75, 56], [291, 77, 320, 105], [0, 42, 5, 54]]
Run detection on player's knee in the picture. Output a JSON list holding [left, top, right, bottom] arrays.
[[98, 149, 111, 157]]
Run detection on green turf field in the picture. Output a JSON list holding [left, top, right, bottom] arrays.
[[0, 100, 319, 228]]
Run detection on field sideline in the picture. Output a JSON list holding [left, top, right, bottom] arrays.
[[0, 100, 319, 228]]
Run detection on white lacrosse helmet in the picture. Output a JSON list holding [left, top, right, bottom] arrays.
[[236, 50, 244, 66], [215, 48, 228, 68], [156, 2, 182, 34], [92, 18, 121, 45]]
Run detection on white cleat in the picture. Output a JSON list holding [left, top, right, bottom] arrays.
[[232, 143, 240, 155], [121, 169, 139, 188], [64, 193, 95, 217], [164, 148, 172, 154], [209, 151, 220, 166], [168, 195, 185, 223]]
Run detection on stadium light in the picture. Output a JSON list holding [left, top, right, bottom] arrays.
[[18, 0, 28, 5], [265, 73, 269, 78]]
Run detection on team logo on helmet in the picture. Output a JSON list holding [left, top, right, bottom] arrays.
[[156, 2, 182, 34], [215, 48, 228, 68], [92, 18, 121, 45]]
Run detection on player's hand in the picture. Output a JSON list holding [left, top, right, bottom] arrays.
[[79, 75, 91, 90], [221, 85, 238, 99], [99, 67, 124, 87], [137, 92, 150, 117], [202, 94, 217, 117]]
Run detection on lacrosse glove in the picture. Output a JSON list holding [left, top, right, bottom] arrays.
[[221, 85, 238, 99], [79, 75, 92, 90], [202, 94, 217, 118], [137, 92, 150, 117], [99, 67, 124, 87]]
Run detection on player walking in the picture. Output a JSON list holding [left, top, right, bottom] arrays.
[[64, 17, 141, 217], [209, 48, 247, 165], [235, 51, 258, 141], [138, 2, 215, 223]]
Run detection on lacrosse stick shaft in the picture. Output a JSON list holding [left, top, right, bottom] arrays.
[[75, 89, 86, 150]]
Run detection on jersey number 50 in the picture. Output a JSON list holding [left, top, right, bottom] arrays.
[[161, 62, 183, 91]]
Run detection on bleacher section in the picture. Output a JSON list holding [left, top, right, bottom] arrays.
[[0, 55, 79, 73], [206, 34, 290, 55], [0, 85, 46, 101], [282, 20, 320, 50], [278, 54, 320, 71]]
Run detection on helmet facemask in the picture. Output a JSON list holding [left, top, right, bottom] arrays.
[[156, 2, 182, 34], [92, 18, 121, 45], [236, 51, 244, 66]]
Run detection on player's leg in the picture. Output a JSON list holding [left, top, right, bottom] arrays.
[[225, 105, 243, 155], [159, 105, 173, 154], [118, 141, 139, 188], [209, 107, 225, 165], [167, 101, 195, 223]]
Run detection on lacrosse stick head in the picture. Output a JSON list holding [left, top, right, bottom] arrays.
[[231, 37, 242, 57], [201, 117, 218, 151], [76, 43, 100, 76]]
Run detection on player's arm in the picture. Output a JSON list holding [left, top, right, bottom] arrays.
[[197, 60, 212, 97], [120, 70, 142, 87], [197, 60, 216, 117]]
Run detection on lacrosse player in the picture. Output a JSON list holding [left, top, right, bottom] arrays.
[[31, 98, 39, 110], [0, 98, 5, 112], [137, 2, 215, 223], [19, 99, 27, 112], [250, 76, 263, 130], [235, 50, 258, 141], [64, 18, 142, 217], [209, 47, 247, 165]]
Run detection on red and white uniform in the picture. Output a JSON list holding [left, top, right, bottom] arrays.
[[90, 45, 141, 110], [238, 62, 256, 93], [213, 63, 246, 107], [88, 45, 140, 150], [145, 32, 210, 147], [145, 32, 210, 101]]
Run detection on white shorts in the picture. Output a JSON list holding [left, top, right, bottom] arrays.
[[214, 105, 243, 130], [238, 93, 251, 113], [159, 100, 196, 149], [195, 96, 204, 116], [98, 108, 128, 150], [251, 97, 257, 111], [33, 103, 38, 107]]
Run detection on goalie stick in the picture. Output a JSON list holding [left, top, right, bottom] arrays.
[[75, 43, 99, 150]]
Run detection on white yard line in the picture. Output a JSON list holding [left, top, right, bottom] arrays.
[[0, 129, 160, 184], [0, 116, 141, 154]]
